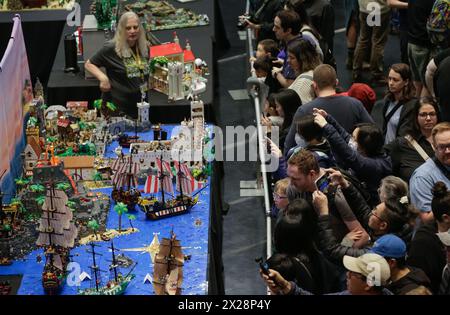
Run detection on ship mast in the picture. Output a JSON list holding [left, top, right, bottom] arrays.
[[159, 157, 166, 205], [109, 241, 118, 282], [87, 243, 102, 292], [127, 152, 133, 191], [177, 151, 184, 202], [166, 228, 175, 276]]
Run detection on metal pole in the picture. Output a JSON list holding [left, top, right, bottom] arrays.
[[246, 0, 272, 295]]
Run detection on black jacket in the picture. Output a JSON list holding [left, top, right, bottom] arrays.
[[249, 0, 284, 41], [384, 134, 434, 182], [387, 266, 432, 295], [407, 222, 447, 294], [303, 0, 335, 54], [317, 184, 414, 265]]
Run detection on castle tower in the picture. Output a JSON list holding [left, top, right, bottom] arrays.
[[137, 101, 150, 124]]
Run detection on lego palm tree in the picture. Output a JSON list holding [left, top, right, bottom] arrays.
[[87, 219, 100, 240], [114, 202, 128, 232]]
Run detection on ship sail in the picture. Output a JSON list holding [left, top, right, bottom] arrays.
[[176, 176, 203, 195], [156, 159, 173, 177], [111, 156, 141, 188], [42, 189, 73, 226], [144, 175, 159, 194], [36, 188, 78, 248]]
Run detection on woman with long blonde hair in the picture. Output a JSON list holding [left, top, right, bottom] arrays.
[[85, 11, 150, 118]]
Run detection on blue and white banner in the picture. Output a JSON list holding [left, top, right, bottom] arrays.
[[0, 14, 31, 200]]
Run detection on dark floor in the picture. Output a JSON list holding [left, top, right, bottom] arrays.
[[216, 0, 402, 294]]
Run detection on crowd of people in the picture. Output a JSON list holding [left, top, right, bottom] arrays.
[[240, 0, 450, 295]]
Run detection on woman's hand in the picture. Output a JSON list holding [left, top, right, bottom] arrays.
[[272, 67, 282, 79], [99, 77, 111, 92], [261, 115, 272, 127], [312, 190, 329, 216], [313, 108, 328, 118], [324, 168, 350, 189], [266, 137, 282, 159], [313, 113, 328, 128], [260, 269, 291, 295]]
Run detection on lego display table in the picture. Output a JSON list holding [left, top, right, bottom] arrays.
[[0, 124, 224, 295]]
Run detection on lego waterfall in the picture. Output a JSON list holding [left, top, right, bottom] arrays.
[[78, 241, 136, 295], [36, 184, 78, 294], [139, 157, 204, 220], [111, 150, 141, 211], [153, 229, 184, 295]]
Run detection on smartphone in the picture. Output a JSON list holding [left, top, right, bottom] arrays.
[[315, 173, 330, 193], [265, 136, 271, 154], [256, 257, 270, 275]]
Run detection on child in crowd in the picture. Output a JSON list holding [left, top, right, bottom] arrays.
[[272, 178, 290, 219], [253, 56, 282, 94], [250, 39, 280, 63]]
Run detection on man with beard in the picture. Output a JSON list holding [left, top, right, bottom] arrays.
[[410, 122, 450, 223]]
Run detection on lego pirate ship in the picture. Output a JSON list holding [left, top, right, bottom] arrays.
[[153, 229, 184, 295], [111, 152, 141, 211], [78, 241, 136, 295], [139, 158, 202, 220], [36, 185, 78, 294]]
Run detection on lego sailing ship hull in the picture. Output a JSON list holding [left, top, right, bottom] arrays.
[[42, 252, 69, 294], [78, 274, 135, 295], [140, 196, 198, 220], [111, 155, 141, 211], [153, 233, 184, 295]]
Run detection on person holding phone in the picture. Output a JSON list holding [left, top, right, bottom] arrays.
[[313, 108, 392, 206], [285, 148, 370, 248]]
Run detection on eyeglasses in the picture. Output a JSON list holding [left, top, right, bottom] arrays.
[[273, 193, 288, 200], [418, 112, 437, 118], [371, 209, 386, 222], [436, 143, 450, 153]]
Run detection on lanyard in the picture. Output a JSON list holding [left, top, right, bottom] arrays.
[[130, 46, 145, 80]]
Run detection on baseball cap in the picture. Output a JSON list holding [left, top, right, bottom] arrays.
[[343, 253, 391, 286], [369, 234, 407, 259], [436, 229, 450, 246]]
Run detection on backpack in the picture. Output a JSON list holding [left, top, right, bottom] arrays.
[[426, 0, 450, 48], [302, 27, 337, 70]]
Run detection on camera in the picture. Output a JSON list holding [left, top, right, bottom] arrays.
[[237, 14, 252, 30]]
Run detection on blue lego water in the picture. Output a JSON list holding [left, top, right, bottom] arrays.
[[0, 125, 211, 295]]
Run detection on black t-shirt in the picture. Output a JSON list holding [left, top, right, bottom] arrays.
[[399, 0, 408, 31], [89, 41, 149, 118], [407, 222, 447, 294], [435, 49, 450, 109], [407, 0, 435, 47]]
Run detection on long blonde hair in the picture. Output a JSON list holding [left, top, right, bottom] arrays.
[[114, 11, 149, 59]]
